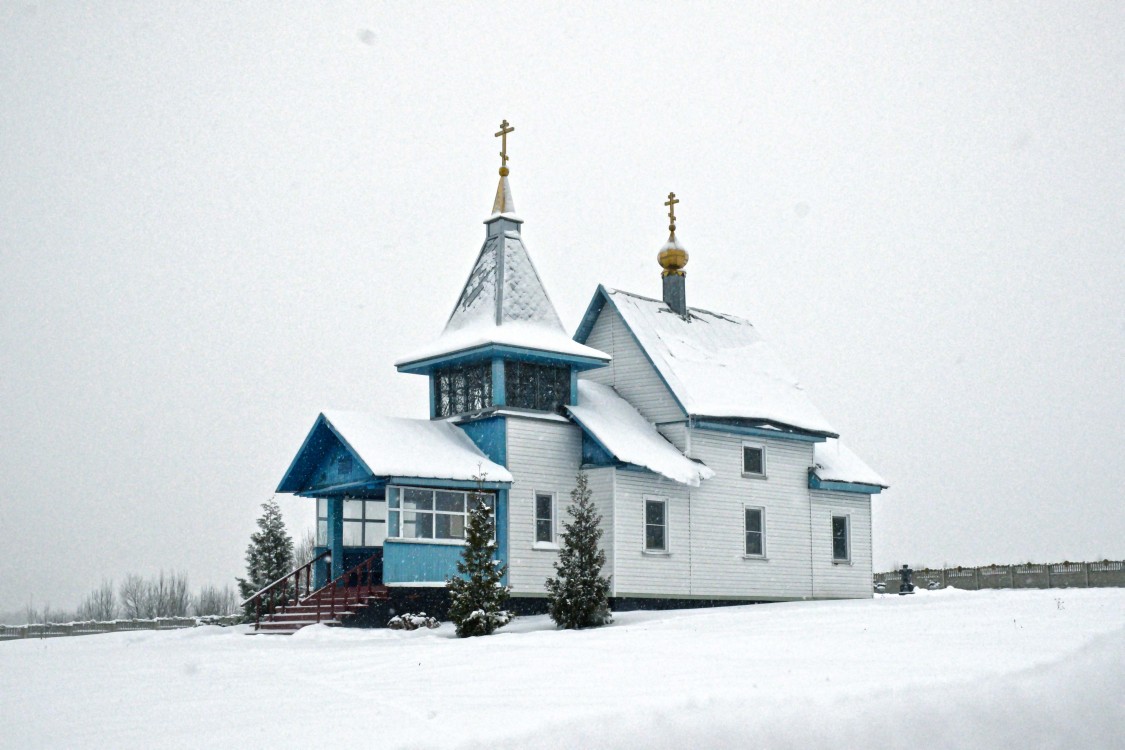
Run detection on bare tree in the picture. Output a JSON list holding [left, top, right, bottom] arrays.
[[77, 579, 117, 621], [293, 527, 317, 567], [152, 571, 191, 617], [193, 584, 237, 616], [119, 574, 149, 618]]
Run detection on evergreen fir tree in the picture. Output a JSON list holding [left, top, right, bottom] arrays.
[[546, 472, 613, 629], [237, 497, 294, 619], [447, 480, 512, 637]]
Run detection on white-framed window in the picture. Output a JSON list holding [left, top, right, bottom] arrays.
[[342, 497, 386, 547], [744, 505, 765, 557], [316, 498, 328, 546], [534, 492, 555, 544], [387, 487, 494, 542], [832, 514, 850, 562], [742, 442, 766, 477], [644, 497, 667, 552]]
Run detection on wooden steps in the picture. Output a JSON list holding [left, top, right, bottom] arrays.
[[252, 585, 390, 635]]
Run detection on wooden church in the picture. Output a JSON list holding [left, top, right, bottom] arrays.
[[266, 122, 887, 631]]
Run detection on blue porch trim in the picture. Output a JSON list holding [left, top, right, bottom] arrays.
[[397, 343, 608, 375], [329, 497, 344, 578], [277, 413, 379, 494], [383, 488, 510, 585], [383, 540, 465, 584], [808, 474, 884, 494], [691, 419, 828, 444], [389, 476, 510, 491]]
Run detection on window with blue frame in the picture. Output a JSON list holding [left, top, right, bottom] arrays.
[[504, 361, 569, 412], [434, 362, 493, 417], [387, 488, 495, 541]]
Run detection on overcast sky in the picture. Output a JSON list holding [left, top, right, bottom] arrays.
[[2, 2, 1122, 611]]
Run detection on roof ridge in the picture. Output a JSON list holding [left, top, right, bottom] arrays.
[[606, 287, 752, 326]]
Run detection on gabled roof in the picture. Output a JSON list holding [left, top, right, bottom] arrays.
[[567, 381, 714, 486], [575, 286, 837, 437], [396, 199, 609, 369], [277, 411, 512, 493], [812, 438, 888, 488]]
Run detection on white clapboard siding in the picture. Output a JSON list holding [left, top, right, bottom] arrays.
[[810, 490, 874, 599], [503, 416, 584, 596], [583, 466, 616, 592], [684, 429, 819, 600], [656, 421, 689, 453], [580, 303, 685, 425], [611, 471, 693, 597]]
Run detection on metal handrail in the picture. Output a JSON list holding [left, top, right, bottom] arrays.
[[242, 550, 330, 631], [306, 552, 383, 626]]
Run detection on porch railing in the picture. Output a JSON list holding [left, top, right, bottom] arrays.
[[309, 552, 383, 626], [241, 550, 330, 631]]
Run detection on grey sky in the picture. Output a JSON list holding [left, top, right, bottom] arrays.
[[2, 2, 1122, 610]]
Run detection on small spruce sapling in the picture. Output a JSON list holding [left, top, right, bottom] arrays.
[[237, 496, 295, 620], [447, 476, 512, 637], [545, 472, 613, 629]]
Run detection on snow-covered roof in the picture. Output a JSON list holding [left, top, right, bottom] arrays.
[[321, 410, 513, 483], [396, 230, 609, 367], [595, 288, 836, 436], [567, 381, 714, 486], [812, 438, 887, 488]]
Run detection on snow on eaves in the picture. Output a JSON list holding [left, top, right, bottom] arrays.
[[567, 381, 714, 486], [321, 410, 513, 483], [812, 438, 887, 488], [604, 289, 836, 436]]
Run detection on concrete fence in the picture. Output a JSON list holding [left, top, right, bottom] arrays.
[[875, 560, 1125, 592], [0, 615, 242, 642]]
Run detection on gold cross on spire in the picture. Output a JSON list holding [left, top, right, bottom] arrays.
[[665, 192, 680, 233], [495, 119, 515, 176]]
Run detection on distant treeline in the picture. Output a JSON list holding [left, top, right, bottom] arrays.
[[14, 572, 238, 626]]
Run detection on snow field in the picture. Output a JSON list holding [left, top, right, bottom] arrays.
[[0, 588, 1121, 749]]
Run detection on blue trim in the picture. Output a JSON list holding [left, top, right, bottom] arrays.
[[383, 540, 465, 584], [569, 370, 578, 405], [573, 286, 689, 418], [277, 414, 379, 493], [397, 343, 607, 375], [692, 419, 827, 444], [381, 488, 510, 585], [491, 358, 506, 407], [580, 429, 619, 467], [808, 474, 884, 494], [389, 476, 510, 490], [497, 488, 509, 586], [328, 497, 344, 579], [429, 378, 437, 419], [457, 416, 507, 467]]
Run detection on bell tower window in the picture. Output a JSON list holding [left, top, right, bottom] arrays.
[[504, 361, 570, 412], [433, 362, 493, 418]]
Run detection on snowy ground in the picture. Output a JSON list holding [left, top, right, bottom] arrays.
[[2, 588, 1122, 749]]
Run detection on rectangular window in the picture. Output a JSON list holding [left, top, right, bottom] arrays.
[[433, 362, 493, 417], [316, 498, 328, 546], [644, 498, 667, 552], [832, 515, 850, 561], [387, 487, 495, 542], [535, 492, 554, 544], [744, 507, 765, 557], [341, 498, 385, 547], [742, 444, 765, 476], [504, 361, 570, 412]]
